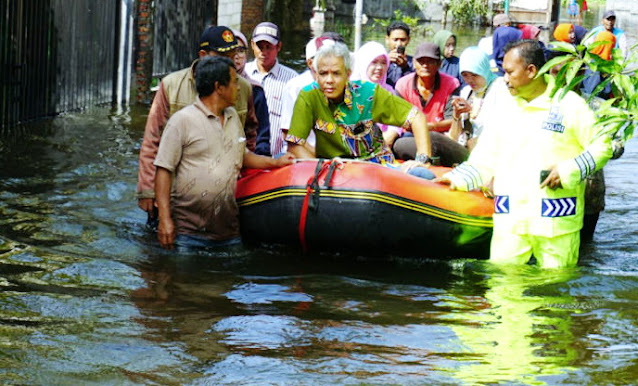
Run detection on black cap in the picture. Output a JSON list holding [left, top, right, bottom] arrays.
[[603, 10, 616, 19], [199, 26, 239, 53]]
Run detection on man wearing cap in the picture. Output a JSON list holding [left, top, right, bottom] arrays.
[[584, 10, 627, 59], [137, 26, 264, 226], [393, 42, 467, 167], [492, 13, 522, 75], [279, 36, 337, 155], [284, 42, 435, 180], [245, 22, 299, 156], [154, 56, 295, 250]]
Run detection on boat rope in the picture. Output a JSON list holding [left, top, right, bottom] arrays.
[[298, 159, 344, 252]]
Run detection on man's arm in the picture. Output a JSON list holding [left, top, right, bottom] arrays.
[[155, 167, 175, 249], [137, 82, 170, 213], [410, 110, 432, 158], [243, 151, 295, 168], [251, 85, 272, 156], [287, 143, 315, 159]]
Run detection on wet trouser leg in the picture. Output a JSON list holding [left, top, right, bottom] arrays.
[[490, 228, 580, 268]]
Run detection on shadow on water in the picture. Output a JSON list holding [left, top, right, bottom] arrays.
[[1, 20, 638, 384]]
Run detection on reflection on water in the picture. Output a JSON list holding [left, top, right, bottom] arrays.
[[1, 23, 638, 385]]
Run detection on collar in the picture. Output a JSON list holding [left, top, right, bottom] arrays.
[[249, 60, 281, 77], [193, 97, 233, 121], [323, 82, 354, 110], [513, 75, 554, 109], [412, 71, 441, 91]]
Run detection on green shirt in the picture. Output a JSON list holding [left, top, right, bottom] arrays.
[[285, 80, 417, 163]]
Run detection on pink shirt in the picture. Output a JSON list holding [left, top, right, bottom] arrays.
[[395, 72, 459, 132]]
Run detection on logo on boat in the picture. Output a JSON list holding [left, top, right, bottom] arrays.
[[494, 195, 509, 214], [541, 197, 576, 217]]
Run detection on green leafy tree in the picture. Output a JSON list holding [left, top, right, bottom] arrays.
[[538, 37, 638, 142]]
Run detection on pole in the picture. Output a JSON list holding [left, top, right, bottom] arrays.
[[354, 0, 363, 51]]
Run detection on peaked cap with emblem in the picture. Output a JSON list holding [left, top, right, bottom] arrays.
[[199, 25, 239, 53]]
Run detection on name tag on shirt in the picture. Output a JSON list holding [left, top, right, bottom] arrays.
[[541, 105, 565, 133]]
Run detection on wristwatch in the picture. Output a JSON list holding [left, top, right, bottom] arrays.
[[415, 153, 431, 165]]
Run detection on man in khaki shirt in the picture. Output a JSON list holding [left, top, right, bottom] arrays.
[[137, 26, 265, 227], [154, 56, 294, 249]]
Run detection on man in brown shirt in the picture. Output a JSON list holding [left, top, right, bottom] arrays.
[[154, 56, 294, 249], [138, 26, 265, 226]]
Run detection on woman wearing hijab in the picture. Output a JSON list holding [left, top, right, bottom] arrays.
[[553, 23, 576, 44], [581, 31, 616, 99], [448, 46, 504, 152], [433, 29, 464, 87], [351, 41, 403, 148], [581, 31, 618, 241]]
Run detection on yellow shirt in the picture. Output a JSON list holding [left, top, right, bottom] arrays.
[[444, 76, 612, 237]]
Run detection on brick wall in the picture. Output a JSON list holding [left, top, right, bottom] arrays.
[[240, 0, 265, 38]]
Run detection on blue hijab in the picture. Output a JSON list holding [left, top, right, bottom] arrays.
[[459, 46, 497, 92]]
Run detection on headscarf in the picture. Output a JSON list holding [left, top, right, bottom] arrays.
[[351, 41, 393, 92], [553, 23, 574, 43], [459, 46, 497, 93], [590, 31, 616, 60], [574, 25, 587, 45], [519, 24, 541, 40], [433, 29, 455, 59]]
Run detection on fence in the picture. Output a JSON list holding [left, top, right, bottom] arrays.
[[0, 0, 131, 130]]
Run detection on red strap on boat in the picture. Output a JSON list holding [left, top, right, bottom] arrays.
[[299, 160, 329, 252]]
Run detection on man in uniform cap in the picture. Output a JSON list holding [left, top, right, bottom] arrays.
[[245, 22, 299, 156], [137, 26, 263, 226]]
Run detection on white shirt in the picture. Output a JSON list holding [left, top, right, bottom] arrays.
[[245, 60, 298, 155]]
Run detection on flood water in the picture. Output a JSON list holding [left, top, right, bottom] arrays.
[[2, 17, 638, 385]]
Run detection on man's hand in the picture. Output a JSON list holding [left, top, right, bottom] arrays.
[[157, 216, 176, 250], [540, 166, 563, 190], [433, 175, 454, 188], [138, 198, 155, 213], [388, 48, 408, 69], [275, 152, 296, 167]]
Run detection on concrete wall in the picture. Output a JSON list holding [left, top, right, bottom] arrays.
[[604, 0, 638, 47], [218, 0, 243, 30]]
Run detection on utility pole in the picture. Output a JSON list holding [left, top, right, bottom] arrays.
[[354, 0, 363, 51]]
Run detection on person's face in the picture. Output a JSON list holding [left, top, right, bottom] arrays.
[[218, 67, 239, 106], [568, 26, 576, 44], [503, 49, 536, 97], [461, 71, 487, 91], [603, 16, 616, 31], [251, 40, 281, 70], [233, 40, 248, 73], [366, 55, 387, 83], [316, 55, 350, 103], [443, 36, 456, 59], [413, 57, 439, 80], [385, 29, 410, 50]]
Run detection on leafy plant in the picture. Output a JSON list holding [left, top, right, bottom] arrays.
[[538, 36, 638, 142]]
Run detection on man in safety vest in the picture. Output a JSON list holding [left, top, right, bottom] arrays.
[[438, 40, 613, 268]]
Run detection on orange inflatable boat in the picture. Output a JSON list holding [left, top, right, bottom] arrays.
[[236, 159, 494, 258]]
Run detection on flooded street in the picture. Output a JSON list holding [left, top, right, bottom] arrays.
[[2, 13, 638, 384], [1, 100, 637, 385]]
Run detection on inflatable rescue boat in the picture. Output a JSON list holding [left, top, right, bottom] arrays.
[[236, 159, 494, 258]]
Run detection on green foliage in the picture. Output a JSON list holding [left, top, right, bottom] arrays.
[[538, 38, 638, 142], [375, 9, 420, 29], [447, 0, 489, 25]]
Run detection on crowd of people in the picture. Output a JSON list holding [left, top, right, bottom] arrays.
[[136, 10, 628, 268]]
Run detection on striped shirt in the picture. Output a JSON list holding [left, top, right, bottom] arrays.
[[245, 60, 298, 155]]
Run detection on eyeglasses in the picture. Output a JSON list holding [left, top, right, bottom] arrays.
[[236, 47, 248, 53]]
